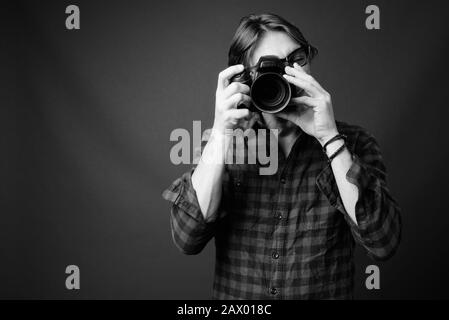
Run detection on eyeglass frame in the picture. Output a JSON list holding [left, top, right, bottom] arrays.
[[243, 44, 312, 74]]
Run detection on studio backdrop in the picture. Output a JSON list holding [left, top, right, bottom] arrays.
[[3, 0, 449, 299]]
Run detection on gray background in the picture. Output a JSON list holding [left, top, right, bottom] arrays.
[[2, 0, 449, 299]]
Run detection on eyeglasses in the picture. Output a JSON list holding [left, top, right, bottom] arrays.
[[284, 45, 311, 67], [245, 44, 311, 71]]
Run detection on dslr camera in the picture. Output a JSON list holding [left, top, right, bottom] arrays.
[[230, 46, 310, 113]]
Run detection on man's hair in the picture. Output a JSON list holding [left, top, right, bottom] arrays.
[[228, 13, 318, 67]]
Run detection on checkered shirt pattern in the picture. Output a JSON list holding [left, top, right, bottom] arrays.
[[162, 121, 401, 299]]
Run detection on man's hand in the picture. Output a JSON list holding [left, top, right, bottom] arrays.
[[213, 65, 258, 135], [277, 63, 338, 145]]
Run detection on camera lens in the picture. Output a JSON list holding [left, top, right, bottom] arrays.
[[251, 73, 291, 113]]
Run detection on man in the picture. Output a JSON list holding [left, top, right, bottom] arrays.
[[162, 13, 401, 299]]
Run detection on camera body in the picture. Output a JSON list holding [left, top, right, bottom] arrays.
[[231, 55, 303, 113]]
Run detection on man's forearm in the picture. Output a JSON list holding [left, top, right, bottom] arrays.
[[324, 139, 359, 225], [191, 132, 230, 220]]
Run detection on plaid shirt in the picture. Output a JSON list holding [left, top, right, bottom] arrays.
[[162, 121, 401, 299]]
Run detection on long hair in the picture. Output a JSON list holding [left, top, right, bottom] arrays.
[[228, 13, 318, 66]]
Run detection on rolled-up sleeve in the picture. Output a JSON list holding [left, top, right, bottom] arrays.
[[162, 169, 220, 255], [316, 130, 402, 261]]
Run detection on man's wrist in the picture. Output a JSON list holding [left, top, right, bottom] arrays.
[[317, 130, 340, 147], [324, 138, 345, 158], [199, 128, 234, 165]]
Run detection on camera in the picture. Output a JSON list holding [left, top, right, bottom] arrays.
[[230, 49, 307, 113]]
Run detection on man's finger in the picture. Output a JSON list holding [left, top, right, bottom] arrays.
[[222, 82, 250, 99], [290, 96, 318, 107], [285, 65, 326, 94], [283, 74, 319, 97], [217, 64, 245, 92], [226, 93, 251, 109], [227, 108, 251, 120]]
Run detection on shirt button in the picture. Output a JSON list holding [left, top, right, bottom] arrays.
[[270, 287, 278, 295], [280, 177, 286, 184], [272, 251, 279, 259], [275, 212, 283, 221]]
